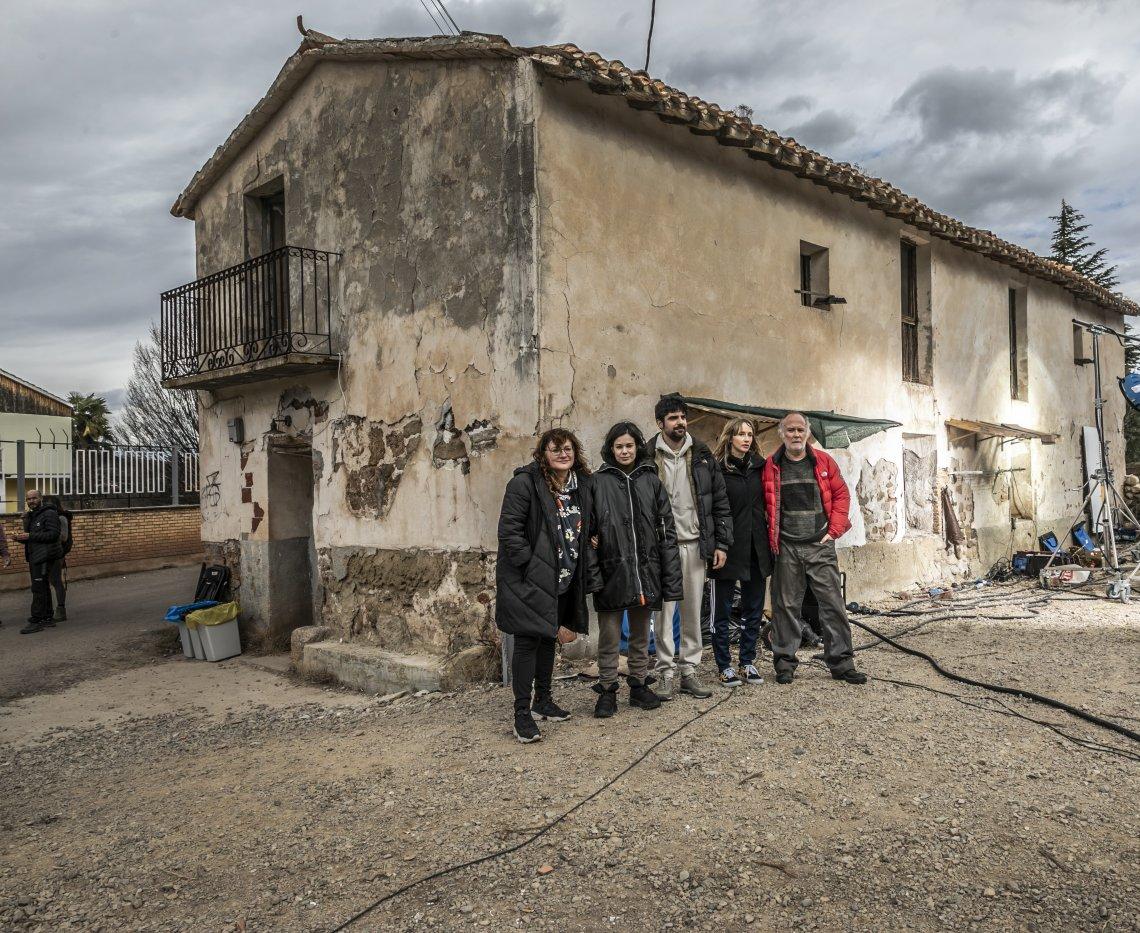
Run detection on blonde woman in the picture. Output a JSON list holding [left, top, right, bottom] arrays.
[[709, 418, 772, 687]]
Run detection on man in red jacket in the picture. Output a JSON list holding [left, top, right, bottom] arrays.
[[761, 413, 866, 685]]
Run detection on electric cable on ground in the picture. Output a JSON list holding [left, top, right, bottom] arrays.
[[327, 691, 735, 931], [847, 614, 1140, 745], [868, 672, 1140, 763]]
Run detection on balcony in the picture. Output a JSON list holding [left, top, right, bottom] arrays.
[[161, 246, 341, 390]]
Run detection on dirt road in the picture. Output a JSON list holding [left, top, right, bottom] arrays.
[[0, 565, 200, 701], [0, 580, 1136, 931]]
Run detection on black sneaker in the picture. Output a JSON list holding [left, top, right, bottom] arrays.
[[532, 696, 571, 722], [831, 669, 867, 685], [513, 713, 542, 743], [20, 622, 45, 635], [627, 679, 662, 710], [593, 684, 618, 718], [775, 671, 794, 685]]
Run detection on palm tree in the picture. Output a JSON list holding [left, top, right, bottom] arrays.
[[68, 392, 115, 448]]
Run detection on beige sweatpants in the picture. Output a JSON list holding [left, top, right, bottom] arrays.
[[654, 540, 706, 676], [597, 606, 652, 686]]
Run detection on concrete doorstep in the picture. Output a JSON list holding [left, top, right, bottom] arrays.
[[291, 625, 497, 695]]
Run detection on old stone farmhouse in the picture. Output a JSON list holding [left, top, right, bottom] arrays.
[[160, 27, 1137, 686]]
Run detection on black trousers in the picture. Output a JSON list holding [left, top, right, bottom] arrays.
[[49, 559, 67, 610], [29, 562, 53, 622], [710, 557, 766, 671], [511, 594, 573, 715]]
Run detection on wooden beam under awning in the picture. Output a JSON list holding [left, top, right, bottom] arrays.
[[946, 418, 1059, 444]]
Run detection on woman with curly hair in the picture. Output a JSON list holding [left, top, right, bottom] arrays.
[[496, 428, 597, 743]]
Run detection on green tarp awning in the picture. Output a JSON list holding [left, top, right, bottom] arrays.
[[680, 396, 901, 449]]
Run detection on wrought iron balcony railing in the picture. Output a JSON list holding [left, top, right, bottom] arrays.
[[161, 246, 341, 386]]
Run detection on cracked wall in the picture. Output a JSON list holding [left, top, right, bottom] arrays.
[[532, 73, 1124, 594], [190, 57, 542, 653]]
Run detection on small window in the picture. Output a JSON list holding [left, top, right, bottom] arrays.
[[1009, 286, 1028, 401], [1074, 323, 1091, 365], [799, 241, 829, 308]]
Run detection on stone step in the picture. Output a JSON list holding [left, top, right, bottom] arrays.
[[300, 641, 442, 695]]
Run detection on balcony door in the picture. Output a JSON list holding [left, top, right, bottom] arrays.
[[244, 181, 288, 349]]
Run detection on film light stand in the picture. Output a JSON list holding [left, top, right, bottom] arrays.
[[1041, 319, 1140, 600]]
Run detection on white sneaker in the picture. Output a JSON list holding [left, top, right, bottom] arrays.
[[743, 664, 764, 685]]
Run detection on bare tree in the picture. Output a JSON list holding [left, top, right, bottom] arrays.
[[116, 322, 199, 450]]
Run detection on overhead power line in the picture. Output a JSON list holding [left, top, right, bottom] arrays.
[[432, 0, 462, 34], [417, 0, 446, 34]]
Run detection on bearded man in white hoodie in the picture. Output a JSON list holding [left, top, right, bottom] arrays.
[[649, 394, 732, 699]]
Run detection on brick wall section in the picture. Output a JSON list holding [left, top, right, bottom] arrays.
[[0, 505, 202, 577]]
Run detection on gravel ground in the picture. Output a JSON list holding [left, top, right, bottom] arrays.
[[0, 582, 1136, 932]]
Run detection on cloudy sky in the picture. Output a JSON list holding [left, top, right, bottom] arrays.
[[3, 0, 1137, 407]]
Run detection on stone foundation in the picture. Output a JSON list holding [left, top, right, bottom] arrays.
[[320, 546, 497, 657]]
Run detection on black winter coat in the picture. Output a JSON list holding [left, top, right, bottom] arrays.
[[710, 453, 772, 582], [495, 463, 597, 639], [649, 434, 733, 562], [590, 460, 684, 612], [23, 504, 62, 567]]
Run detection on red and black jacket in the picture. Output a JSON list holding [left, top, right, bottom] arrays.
[[761, 445, 852, 554]]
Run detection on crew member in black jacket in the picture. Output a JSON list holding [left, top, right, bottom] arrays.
[[708, 419, 772, 687], [496, 429, 597, 744], [589, 422, 683, 718], [13, 489, 62, 634]]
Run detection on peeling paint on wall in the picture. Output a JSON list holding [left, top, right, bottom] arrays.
[[332, 413, 423, 517], [856, 459, 899, 542]]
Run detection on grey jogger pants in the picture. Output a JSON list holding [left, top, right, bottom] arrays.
[[597, 606, 652, 686], [771, 539, 854, 675]]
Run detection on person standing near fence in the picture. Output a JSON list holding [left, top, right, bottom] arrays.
[[0, 522, 9, 627], [12, 489, 62, 634], [43, 495, 71, 622]]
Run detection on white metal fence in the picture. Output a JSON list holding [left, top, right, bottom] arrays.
[[0, 439, 200, 508]]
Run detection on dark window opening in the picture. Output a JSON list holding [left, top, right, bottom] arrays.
[[798, 241, 829, 308], [901, 240, 919, 382], [1009, 286, 1028, 401]]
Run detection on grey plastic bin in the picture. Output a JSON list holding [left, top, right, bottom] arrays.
[[197, 619, 242, 662], [177, 623, 195, 658]]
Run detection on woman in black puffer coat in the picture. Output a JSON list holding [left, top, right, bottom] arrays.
[[496, 428, 597, 744], [708, 418, 772, 688], [589, 422, 683, 718]]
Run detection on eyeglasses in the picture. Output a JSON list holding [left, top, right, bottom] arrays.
[[547, 445, 575, 455]]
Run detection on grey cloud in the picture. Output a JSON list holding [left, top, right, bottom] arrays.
[[892, 64, 1116, 140], [786, 109, 857, 149], [778, 94, 814, 113]]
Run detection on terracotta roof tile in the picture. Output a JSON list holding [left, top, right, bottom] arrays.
[[171, 31, 1136, 316]]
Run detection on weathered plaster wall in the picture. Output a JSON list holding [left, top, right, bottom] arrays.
[[190, 58, 540, 651], [533, 73, 1124, 595]]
